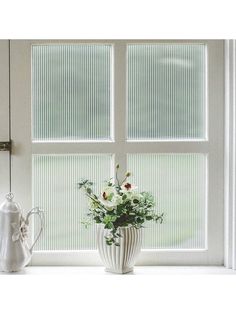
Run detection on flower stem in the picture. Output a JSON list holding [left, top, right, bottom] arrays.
[[85, 193, 107, 212], [115, 167, 120, 187]]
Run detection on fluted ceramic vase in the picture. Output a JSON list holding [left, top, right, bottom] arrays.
[[97, 225, 142, 274]]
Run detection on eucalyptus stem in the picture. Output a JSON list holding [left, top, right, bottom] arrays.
[[115, 167, 120, 187], [85, 193, 107, 212], [120, 177, 128, 185]]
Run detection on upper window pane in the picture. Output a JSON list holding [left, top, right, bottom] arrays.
[[32, 45, 112, 142], [127, 44, 206, 140]]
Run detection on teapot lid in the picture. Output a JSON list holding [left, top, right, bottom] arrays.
[[0, 193, 22, 213]]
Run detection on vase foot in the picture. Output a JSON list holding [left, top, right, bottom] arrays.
[[105, 267, 134, 274]]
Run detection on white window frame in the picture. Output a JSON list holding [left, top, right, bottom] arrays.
[[0, 40, 10, 201], [224, 39, 236, 270], [7, 40, 224, 266]]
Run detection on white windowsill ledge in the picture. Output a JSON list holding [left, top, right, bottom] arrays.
[[1, 266, 235, 275]]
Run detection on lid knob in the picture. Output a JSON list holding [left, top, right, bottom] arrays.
[[6, 193, 14, 201]]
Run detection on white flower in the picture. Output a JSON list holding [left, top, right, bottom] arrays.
[[101, 186, 117, 200], [112, 194, 123, 205], [131, 192, 141, 201], [99, 198, 115, 211]]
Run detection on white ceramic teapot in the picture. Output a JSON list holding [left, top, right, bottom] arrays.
[[0, 193, 44, 272]]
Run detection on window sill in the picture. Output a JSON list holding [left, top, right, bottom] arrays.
[[1, 266, 235, 275]]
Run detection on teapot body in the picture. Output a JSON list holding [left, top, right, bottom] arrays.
[[0, 193, 44, 272], [0, 209, 31, 272]]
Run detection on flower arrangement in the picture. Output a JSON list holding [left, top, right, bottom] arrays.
[[79, 164, 163, 246]]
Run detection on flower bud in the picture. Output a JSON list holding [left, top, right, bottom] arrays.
[[125, 171, 131, 177], [116, 163, 120, 169]]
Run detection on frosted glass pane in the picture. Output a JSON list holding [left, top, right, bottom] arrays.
[[32, 154, 112, 250], [127, 154, 207, 249], [127, 44, 206, 140], [32, 45, 112, 141]]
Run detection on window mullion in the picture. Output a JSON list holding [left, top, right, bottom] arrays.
[[113, 42, 127, 180]]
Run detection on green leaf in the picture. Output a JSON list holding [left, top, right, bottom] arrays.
[[107, 222, 114, 229], [107, 193, 114, 201], [94, 217, 102, 223]]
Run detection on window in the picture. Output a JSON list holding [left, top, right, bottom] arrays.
[[32, 45, 113, 142], [8, 40, 224, 265], [127, 44, 206, 140]]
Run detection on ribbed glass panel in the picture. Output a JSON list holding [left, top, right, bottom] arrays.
[[127, 154, 207, 249], [32, 154, 112, 250], [32, 45, 112, 141], [127, 44, 206, 140]]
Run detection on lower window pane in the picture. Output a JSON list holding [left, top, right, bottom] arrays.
[[32, 154, 112, 250], [127, 154, 207, 249]]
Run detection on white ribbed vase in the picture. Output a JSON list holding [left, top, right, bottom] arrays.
[[97, 225, 142, 274]]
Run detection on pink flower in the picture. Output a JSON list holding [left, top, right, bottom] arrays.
[[121, 182, 137, 191]]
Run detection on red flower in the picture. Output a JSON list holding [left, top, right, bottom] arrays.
[[102, 192, 108, 200], [124, 183, 132, 190]]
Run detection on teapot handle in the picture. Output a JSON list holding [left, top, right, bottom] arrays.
[[25, 207, 45, 253]]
